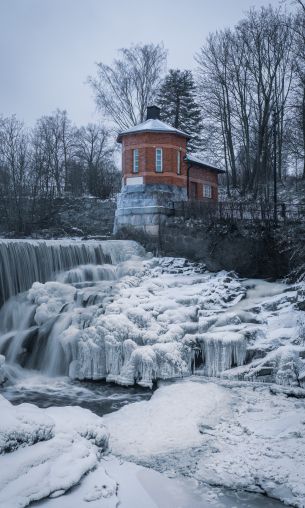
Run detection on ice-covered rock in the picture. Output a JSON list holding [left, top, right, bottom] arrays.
[[28, 281, 77, 325], [1, 251, 305, 389], [0, 354, 6, 385]]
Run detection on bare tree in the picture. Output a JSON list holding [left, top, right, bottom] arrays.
[[33, 110, 74, 195], [0, 116, 30, 231], [89, 43, 167, 130], [289, 1, 305, 177], [196, 6, 294, 198], [76, 123, 119, 198]]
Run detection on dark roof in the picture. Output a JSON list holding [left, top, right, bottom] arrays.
[[117, 119, 191, 143], [185, 155, 225, 174]]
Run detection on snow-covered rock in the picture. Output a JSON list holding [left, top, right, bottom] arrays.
[[104, 381, 231, 458], [0, 394, 54, 454], [0, 396, 109, 508]]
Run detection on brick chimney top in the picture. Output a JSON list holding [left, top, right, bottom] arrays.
[[146, 105, 160, 120]]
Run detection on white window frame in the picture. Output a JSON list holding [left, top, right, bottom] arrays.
[[133, 148, 139, 173], [155, 148, 163, 173], [177, 151, 181, 175], [203, 184, 212, 199]]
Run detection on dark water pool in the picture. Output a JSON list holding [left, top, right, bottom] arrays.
[[1, 374, 152, 416]]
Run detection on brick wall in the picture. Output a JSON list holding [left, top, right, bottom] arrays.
[[120, 131, 219, 201], [122, 132, 188, 188], [189, 167, 218, 201]]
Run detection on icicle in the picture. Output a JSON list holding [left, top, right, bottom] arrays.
[[200, 332, 246, 377]]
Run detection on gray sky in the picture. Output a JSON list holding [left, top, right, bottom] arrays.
[[0, 0, 286, 126]]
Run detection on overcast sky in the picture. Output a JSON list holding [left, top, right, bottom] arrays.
[[0, 0, 288, 126]]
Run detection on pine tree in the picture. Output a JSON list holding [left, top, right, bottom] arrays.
[[157, 69, 203, 153]]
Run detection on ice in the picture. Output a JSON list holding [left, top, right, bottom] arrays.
[[1, 248, 305, 389], [198, 331, 247, 377], [0, 354, 6, 385], [28, 282, 77, 326]]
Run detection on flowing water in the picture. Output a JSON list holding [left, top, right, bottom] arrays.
[[0, 238, 144, 306], [0, 239, 152, 414], [0, 239, 288, 507]]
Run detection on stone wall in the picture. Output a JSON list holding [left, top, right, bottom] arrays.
[[55, 197, 116, 237], [159, 218, 287, 279], [1, 197, 116, 239]]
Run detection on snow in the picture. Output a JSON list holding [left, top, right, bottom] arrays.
[[32, 456, 208, 508], [0, 394, 54, 454], [185, 154, 223, 172], [117, 118, 190, 139], [0, 395, 109, 508], [194, 381, 305, 507], [104, 379, 305, 508], [2, 389, 289, 508], [103, 382, 231, 458]]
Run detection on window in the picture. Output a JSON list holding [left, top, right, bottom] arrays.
[[203, 184, 212, 199], [133, 149, 139, 173], [177, 151, 181, 175], [155, 148, 163, 173]]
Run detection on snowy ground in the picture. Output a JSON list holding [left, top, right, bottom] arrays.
[[1, 251, 305, 507], [0, 394, 109, 508], [1, 380, 304, 508], [104, 379, 305, 508]]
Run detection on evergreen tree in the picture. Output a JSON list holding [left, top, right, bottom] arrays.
[[157, 69, 203, 153]]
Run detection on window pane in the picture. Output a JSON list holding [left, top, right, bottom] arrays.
[[155, 148, 163, 172], [177, 151, 181, 174], [133, 149, 139, 173], [204, 184, 212, 198]]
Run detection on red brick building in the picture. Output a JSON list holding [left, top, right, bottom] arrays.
[[117, 105, 224, 202]]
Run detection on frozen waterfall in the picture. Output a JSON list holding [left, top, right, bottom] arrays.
[[0, 239, 144, 306], [1, 243, 301, 389], [0, 251, 251, 388]]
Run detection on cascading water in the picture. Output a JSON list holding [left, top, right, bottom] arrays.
[[0, 246, 250, 391], [0, 240, 145, 380], [0, 239, 144, 306], [0, 240, 303, 508], [1, 240, 296, 394]]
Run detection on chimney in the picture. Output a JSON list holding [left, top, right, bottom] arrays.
[[146, 105, 160, 120]]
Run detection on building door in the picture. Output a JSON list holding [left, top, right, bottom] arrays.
[[190, 181, 197, 200]]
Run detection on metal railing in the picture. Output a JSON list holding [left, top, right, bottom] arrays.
[[170, 200, 305, 224]]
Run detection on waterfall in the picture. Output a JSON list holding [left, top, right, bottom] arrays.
[[0, 243, 252, 388], [0, 239, 144, 307]]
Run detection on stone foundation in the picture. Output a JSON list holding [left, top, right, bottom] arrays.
[[114, 184, 187, 236]]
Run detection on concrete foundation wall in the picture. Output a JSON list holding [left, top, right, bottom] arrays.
[[159, 219, 287, 279]]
